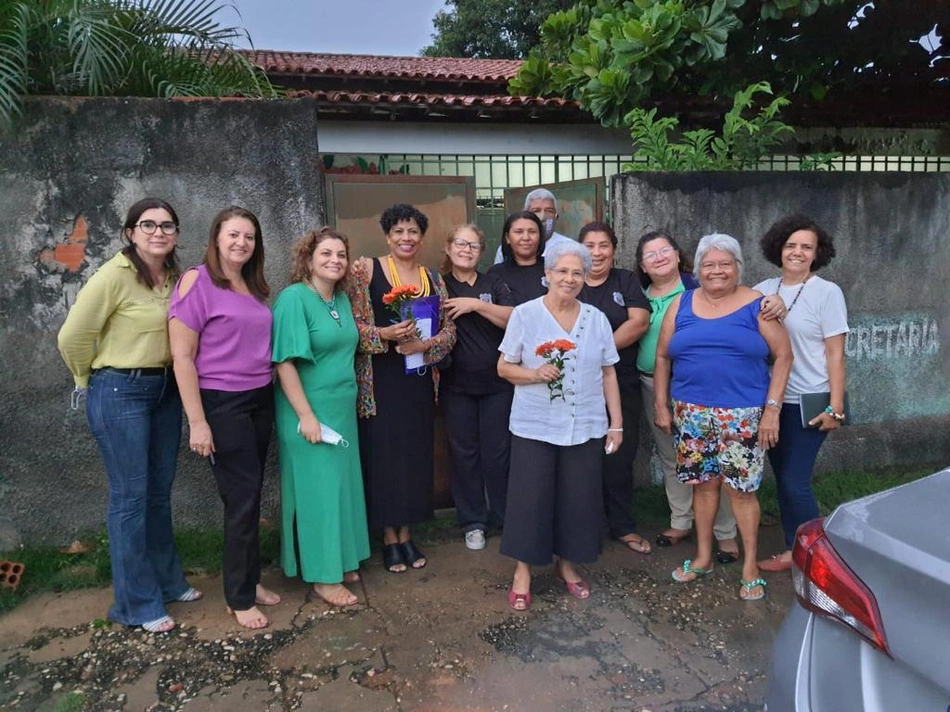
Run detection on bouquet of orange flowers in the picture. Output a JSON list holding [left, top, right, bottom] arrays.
[[382, 284, 422, 338], [535, 339, 576, 402]]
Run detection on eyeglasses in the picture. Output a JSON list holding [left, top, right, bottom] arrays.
[[700, 260, 737, 271], [531, 207, 557, 218], [451, 237, 482, 252], [641, 246, 674, 263], [136, 220, 179, 236]]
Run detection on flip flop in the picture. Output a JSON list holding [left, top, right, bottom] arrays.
[[740, 578, 767, 601], [671, 559, 714, 583], [618, 534, 652, 555]]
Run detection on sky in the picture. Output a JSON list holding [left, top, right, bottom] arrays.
[[226, 0, 448, 56]]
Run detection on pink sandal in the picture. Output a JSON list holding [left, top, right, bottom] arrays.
[[507, 588, 532, 611]]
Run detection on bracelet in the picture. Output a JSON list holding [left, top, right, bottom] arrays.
[[607, 428, 623, 432], [823, 405, 846, 422]]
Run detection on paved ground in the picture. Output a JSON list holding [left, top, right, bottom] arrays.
[[0, 524, 792, 711]]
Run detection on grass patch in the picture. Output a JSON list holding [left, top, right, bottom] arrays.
[[0, 464, 939, 613], [53, 692, 86, 712], [0, 525, 280, 615], [635, 463, 940, 525]]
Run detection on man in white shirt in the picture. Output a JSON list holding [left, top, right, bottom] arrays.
[[494, 188, 575, 264]]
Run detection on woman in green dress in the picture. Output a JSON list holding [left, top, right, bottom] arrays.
[[272, 227, 370, 607]]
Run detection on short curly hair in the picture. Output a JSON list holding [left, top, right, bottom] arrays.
[[290, 227, 350, 292], [760, 214, 836, 271], [380, 204, 429, 235]]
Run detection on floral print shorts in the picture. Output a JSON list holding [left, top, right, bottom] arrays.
[[672, 401, 765, 493]]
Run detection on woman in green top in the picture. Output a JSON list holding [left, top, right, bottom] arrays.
[[635, 230, 741, 562], [57, 198, 201, 633], [272, 227, 370, 607]]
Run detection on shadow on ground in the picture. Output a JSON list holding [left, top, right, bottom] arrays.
[[0, 524, 791, 711]]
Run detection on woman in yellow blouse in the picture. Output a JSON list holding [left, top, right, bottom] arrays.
[[58, 198, 201, 633]]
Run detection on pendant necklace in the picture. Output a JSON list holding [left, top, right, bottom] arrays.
[[310, 280, 341, 326], [777, 273, 812, 314]]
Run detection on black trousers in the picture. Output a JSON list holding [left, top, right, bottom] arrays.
[[201, 384, 274, 611], [442, 387, 513, 532], [602, 379, 642, 538], [499, 435, 603, 566]]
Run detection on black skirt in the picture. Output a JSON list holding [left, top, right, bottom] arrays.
[[358, 259, 435, 529]]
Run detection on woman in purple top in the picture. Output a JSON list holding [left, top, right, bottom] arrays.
[[653, 234, 792, 602], [168, 206, 281, 630]]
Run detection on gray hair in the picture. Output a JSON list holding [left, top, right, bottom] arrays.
[[544, 240, 592, 273], [694, 233, 744, 282], [524, 188, 558, 213]]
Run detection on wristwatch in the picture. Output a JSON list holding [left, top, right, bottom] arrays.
[[765, 398, 781, 410]]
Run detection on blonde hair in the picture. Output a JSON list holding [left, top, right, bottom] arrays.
[[440, 223, 486, 274]]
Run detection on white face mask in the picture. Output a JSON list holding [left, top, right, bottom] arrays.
[[297, 421, 349, 447], [543, 217, 555, 240]]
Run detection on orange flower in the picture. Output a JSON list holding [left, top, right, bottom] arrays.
[[535, 339, 576, 358], [382, 284, 420, 305]]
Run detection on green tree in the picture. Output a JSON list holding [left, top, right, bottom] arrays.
[[422, 0, 576, 59], [0, 0, 276, 128], [509, 0, 948, 128]]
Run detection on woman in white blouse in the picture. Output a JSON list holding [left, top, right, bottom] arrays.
[[497, 241, 623, 611]]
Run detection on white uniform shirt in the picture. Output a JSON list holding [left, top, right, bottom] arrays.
[[499, 297, 620, 446], [493, 232, 575, 265], [754, 275, 849, 404]]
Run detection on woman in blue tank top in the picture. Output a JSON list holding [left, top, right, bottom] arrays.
[[653, 234, 792, 602]]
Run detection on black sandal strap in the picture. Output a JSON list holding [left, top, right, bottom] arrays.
[[382, 543, 406, 573], [398, 540, 426, 568]]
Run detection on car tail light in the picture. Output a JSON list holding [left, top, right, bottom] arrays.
[[791, 518, 890, 656]]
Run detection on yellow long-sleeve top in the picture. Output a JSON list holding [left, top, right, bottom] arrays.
[[58, 251, 174, 387]]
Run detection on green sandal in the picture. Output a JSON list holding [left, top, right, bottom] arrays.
[[740, 578, 767, 601], [671, 558, 714, 583]]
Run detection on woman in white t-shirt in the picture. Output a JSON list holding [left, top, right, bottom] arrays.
[[754, 215, 849, 572]]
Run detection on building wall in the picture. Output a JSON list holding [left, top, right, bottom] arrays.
[[612, 172, 950, 481], [0, 97, 324, 547]]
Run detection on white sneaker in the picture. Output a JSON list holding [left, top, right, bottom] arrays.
[[465, 529, 486, 550]]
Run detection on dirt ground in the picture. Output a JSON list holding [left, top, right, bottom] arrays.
[[0, 524, 792, 711]]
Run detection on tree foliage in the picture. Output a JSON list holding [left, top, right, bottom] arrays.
[[624, 81, 796, 170], [422, 0, 576, 59], [0, 0, 276, 128], [509, 0, 949, 127]]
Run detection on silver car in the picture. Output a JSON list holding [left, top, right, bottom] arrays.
[[765, 468, 950, 712]]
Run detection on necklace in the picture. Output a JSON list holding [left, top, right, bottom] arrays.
[[309, 279, 341, 326], [388, 255, 430, 296], [777, 273, 812, 314]]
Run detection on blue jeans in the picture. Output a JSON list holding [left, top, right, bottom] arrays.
[[87, 368, 189, 625], [767, 404, 827, 548]]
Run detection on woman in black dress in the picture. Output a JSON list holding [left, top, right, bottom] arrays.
[[348, 204, 456, 573]]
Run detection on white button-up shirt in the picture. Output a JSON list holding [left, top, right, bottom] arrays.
[[499, 297, 619, 446]]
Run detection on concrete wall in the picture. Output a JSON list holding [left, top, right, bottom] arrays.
[[613, 172, 950, 483], [0, 97, 324, 547]]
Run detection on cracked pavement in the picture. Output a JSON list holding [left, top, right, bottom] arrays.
[[0, 524, 791, 711]]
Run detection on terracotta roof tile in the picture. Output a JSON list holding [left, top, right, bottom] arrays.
[[244, 50, 523, 82], [286, 89, 575, 109]]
